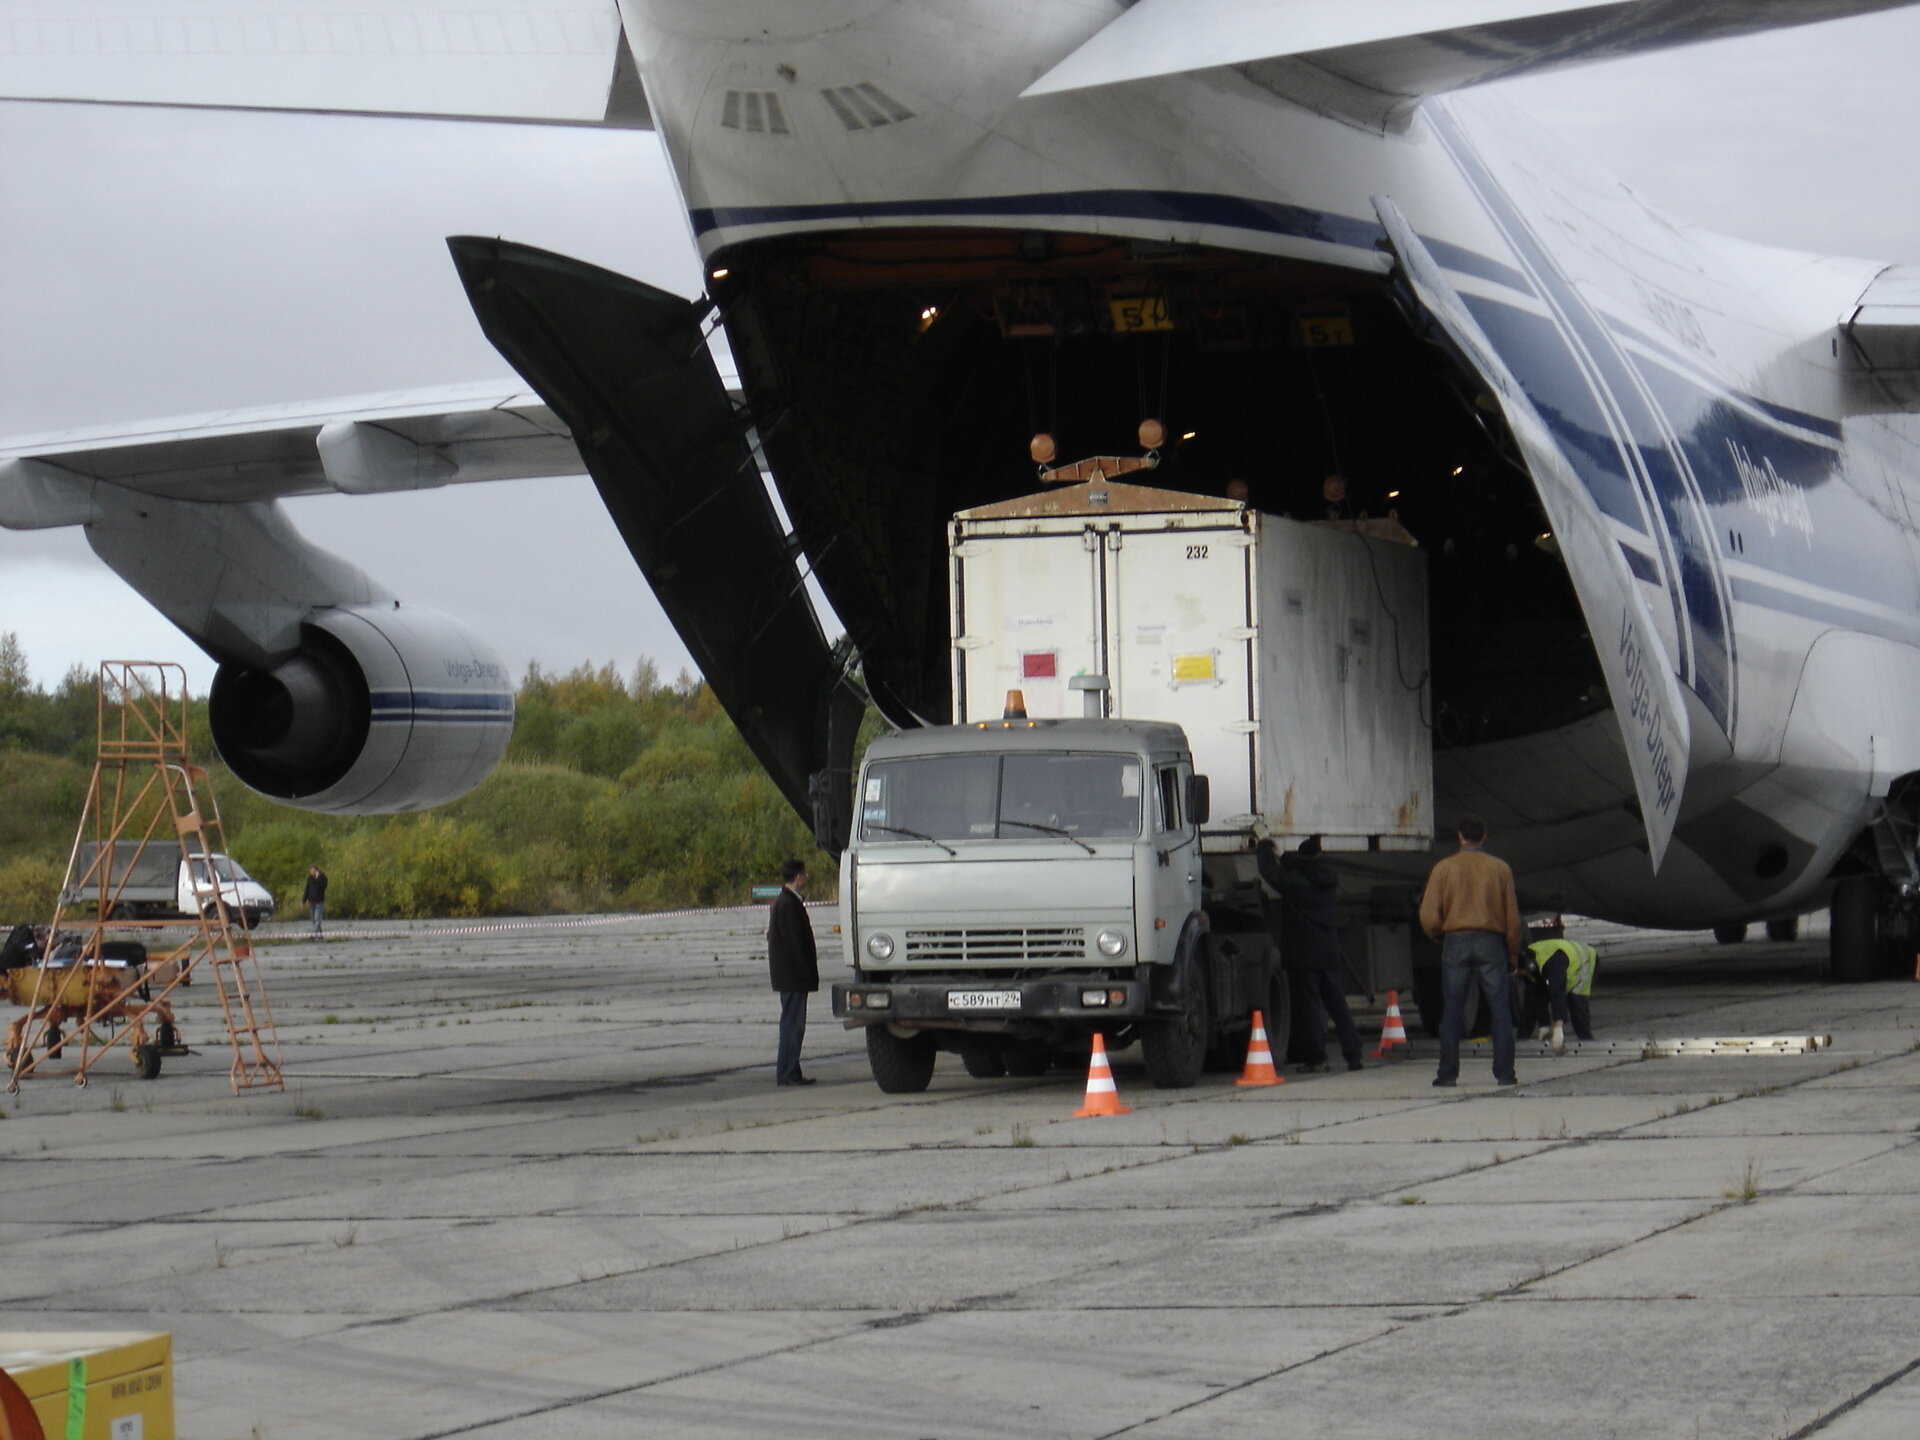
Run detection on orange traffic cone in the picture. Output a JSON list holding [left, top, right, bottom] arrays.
[[1235, 1009, 1285, 1087], [1372, 990, 1409, 1057], [1073, 1034, 1133, 1117]]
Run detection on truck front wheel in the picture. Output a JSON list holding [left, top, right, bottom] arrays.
[[1142, 956, 1209, 1089], [866, 1026, 937, 1093]]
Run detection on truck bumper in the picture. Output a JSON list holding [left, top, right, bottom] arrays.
[[832, 977, 1147, 1029]]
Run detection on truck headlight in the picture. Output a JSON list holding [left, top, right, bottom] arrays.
[[1096, 929, 1128, 957], [866, 932, 896, 962]]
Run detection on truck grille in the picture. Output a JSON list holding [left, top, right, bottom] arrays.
[[904, 927, 1086, 963]]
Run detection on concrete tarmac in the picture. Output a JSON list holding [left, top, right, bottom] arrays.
[[2, 908, 1915, 1439]]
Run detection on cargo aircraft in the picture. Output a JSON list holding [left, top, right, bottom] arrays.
[[5, 1, 1920, 982]]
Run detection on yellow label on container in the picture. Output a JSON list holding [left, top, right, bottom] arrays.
[[1108, 296, 1173, 332], [1172, 653, 1216, 683], [1297, 312, 1354, 346]]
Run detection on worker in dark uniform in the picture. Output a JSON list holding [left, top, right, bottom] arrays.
[[1518, 918, 1597, 1052], [1256, 834, 1364, 1073], [767, 858, 820, 1086]]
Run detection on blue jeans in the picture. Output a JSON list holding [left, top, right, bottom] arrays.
[[1437, 931, 1515, 1084], [310, 903, 324, 935], [776, 989, 809, 1083]]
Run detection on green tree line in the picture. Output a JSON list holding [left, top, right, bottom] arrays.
[[0, 637, 852, 922]]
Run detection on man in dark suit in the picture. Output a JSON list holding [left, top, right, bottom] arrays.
[[1256, 835, 1365, 1073], [768, 858, 820, 1086]]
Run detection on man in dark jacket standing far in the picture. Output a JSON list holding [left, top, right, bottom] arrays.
[[767, 858, 820, 1086], [303, 865, 328, 937], [1256, 835, 1364, 1073]]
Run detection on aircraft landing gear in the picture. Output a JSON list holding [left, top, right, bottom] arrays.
[[1830, 877, 1918, 982]]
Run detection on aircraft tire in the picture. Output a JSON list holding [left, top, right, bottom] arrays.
[[134, 1044, 161, 1081], [1876, 899, 1919, 979], [1765, 916, 1800, 942], [1713, 923, 1748, 945], [1829, 876, 1881, 984], [866, 1026, 936, 1093]]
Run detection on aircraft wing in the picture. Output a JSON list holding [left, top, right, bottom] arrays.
[[0, 382, 585, 529], [1026, 0, 1920, 119], [0, 0, 649, 127]]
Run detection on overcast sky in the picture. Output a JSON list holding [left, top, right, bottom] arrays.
[[5, 6, 1920, 694]]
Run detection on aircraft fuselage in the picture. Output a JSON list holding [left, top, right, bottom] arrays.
[[621, 0, 1920, 930]]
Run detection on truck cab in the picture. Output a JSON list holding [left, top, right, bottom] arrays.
[[832, 708, 1278, 1092], [179, 854, 276, 929]]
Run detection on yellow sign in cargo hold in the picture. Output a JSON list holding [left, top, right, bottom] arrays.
[[0, 1332, 172, 1440]]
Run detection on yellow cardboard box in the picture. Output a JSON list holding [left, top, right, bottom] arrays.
[[0, 1332, 172, 1440]]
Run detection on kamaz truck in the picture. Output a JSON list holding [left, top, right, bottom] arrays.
[[832, 477, 1432, 1093]]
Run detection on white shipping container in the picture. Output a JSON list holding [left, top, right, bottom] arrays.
[[951, 478, 1431, 851]]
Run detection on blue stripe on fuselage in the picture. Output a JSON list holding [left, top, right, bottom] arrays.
[[1464, 301, 1649, 534], [1619, 543, 1661, 586], [1426, 105, 1736, 737], [1731, 575, 1920, 648]]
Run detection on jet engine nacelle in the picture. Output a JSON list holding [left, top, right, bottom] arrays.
[[209, 605, 514, 814]]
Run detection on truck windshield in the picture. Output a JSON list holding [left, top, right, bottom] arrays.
[[860, 752, 1143, 843], [189, 857, 248, 883]]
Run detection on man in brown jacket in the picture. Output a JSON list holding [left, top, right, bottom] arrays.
[[1419, 814, 1523, 1088]]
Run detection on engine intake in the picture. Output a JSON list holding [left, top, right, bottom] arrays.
[[210, 606, 513, 813]]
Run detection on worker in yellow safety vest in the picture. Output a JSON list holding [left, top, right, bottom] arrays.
[[1519, 919, 1597, 1053]]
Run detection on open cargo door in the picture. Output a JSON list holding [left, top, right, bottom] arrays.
[[449, 238, 866, 851], [1371, 195, 1687, 868]]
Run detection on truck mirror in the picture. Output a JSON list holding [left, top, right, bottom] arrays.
[[1187, 774, 1210, 826]]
